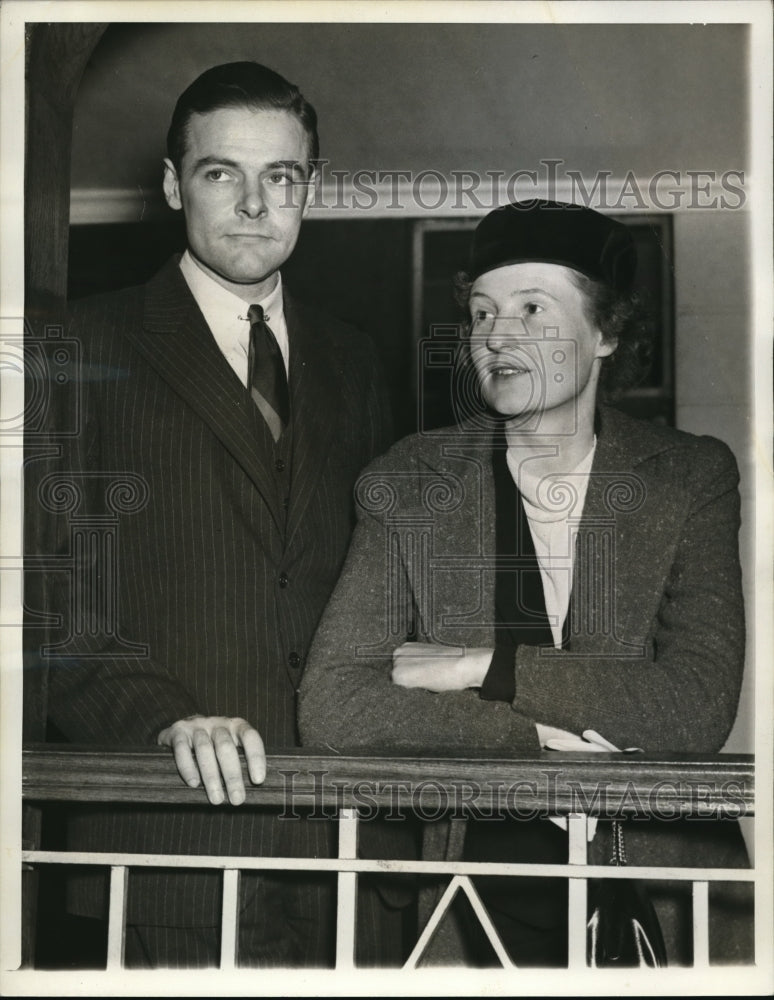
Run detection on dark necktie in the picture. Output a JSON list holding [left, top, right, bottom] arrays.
[[247, 303, 289, 441]]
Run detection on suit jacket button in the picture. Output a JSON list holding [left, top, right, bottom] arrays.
[[288, 652, 300, 668], [279, 572, 289, 588], [275, 458, 285, 472]]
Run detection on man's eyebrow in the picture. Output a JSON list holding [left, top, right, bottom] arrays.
[[270, 159, 312, 175], [191, 155, 240, 171], [190, 156, 310, 173]]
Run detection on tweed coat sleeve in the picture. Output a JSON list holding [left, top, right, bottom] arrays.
[[299, 435, 542, 753], [299, 427, 745, 756], [511, 435, 746, 753]]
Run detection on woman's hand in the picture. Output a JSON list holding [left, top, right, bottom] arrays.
[[391, 641, 494, 692]]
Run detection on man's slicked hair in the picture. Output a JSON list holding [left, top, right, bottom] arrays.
[[167, 61, 319, 170]]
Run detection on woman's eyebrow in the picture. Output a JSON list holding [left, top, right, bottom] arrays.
[[509, 287, 559, 301]]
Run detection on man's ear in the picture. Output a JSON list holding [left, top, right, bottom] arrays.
[[162, 158, 183, 211]]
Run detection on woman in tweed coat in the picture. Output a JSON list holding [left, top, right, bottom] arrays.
[[299, 200, 751, 965]]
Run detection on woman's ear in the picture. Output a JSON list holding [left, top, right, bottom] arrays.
[[596, 331, 618, 360]]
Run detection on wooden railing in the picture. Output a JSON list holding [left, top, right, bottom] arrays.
[[20, 745, 755, 973], [22, 745, 755, 814]]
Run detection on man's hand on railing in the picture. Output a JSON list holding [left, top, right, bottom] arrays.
[[157, 716, 266, 805]]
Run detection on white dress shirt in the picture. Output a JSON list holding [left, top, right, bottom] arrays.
[[179, 250, 289, 384]]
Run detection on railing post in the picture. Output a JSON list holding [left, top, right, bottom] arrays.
[[692, 880, 710, 967], [567, 813, 589, 970], [106, 865, 128, 970], [335, 807, 359, 969], [220, 869, 240, 969]]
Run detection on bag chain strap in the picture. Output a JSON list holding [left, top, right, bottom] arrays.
[[610, 818, 628, 866]]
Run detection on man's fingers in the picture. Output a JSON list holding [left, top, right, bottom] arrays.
[[212, 725, 247, 805], [192, 726, 225, 805], [238, 725, 267, 785], [158, 717, 266, 804], [169, 730, 201, 787]]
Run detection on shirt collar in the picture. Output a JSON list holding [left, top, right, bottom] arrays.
[[511, 436, 598, 521], [179, 250, 284, 325]]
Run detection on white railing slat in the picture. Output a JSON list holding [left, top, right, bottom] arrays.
[[335, 808, 359, 969], [403, 875, 515, 970], [220, 869, 240, 970], [692, 879, 710, 967], [106, 865, 128, 970], [403, 875, 459, 970], [567, 814, 589, 970], [458, 876, 515, 968], [21, 849, 753, 882]]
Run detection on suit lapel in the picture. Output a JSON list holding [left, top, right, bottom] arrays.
[[568, 406, 676, 651], [466, 409, 678, 652], [283, 293, 340, 541], [124, 259, 285, 531]]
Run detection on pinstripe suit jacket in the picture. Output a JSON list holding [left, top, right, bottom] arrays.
[[44, 257, 393, 926]]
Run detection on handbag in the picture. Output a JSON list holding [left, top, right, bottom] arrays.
[[586, 820, 668, 967]]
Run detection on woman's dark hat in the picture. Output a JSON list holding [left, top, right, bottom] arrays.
[[469, 199, 637, 290]]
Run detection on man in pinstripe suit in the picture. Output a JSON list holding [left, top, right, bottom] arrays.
[[43, 62, 394, 966]]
